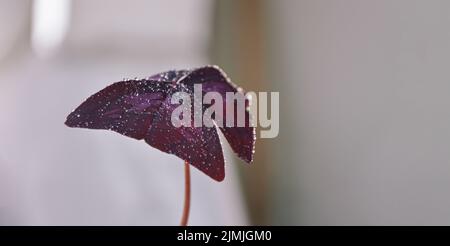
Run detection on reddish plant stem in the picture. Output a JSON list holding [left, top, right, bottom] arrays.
[[180, 160, 191, 226]]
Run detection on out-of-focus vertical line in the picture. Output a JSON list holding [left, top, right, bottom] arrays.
[[31, 0, 71, 58], [210, 0, 270, 225], [235, 0, 270, 226]]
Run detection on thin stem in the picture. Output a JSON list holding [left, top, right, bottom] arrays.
[[180, 160, 191, 226]]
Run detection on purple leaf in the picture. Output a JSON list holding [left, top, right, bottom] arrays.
[[181, 66, 255, 163], [65, 66, 255, 181]]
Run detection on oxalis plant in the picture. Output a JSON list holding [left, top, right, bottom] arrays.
[[65, 65, 256, 225]]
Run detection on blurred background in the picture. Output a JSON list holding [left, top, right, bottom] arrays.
[[1, 0, 450, 225]]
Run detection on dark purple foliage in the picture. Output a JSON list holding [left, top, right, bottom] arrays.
[[65, 66, 255, 181]]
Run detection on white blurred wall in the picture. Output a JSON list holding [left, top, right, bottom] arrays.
[[269, 0, 450, 225], [0, 0, 248, 225], [0, 0, 30, 64]]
